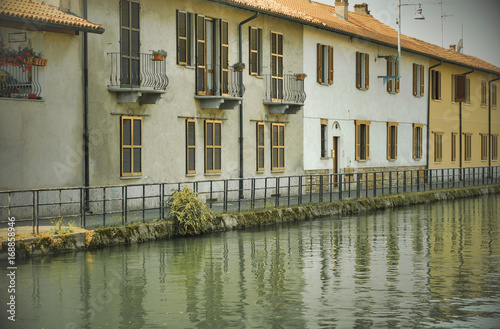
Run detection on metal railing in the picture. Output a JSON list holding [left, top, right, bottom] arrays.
[[107, 52, 169, 90], [195, 64, 244, 98], [0, 65, 42, 99], [1, 166, 499, 233], [264, 73, 306, 104]]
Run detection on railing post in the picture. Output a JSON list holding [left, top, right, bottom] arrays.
[[356, 173, 361, 199], [288, 176, 291, 206], [209, 180, 213, 209], [224, 180, 228, 212], [319, 175, 324, 203], [35, 191, 39, 234], [275, 177, 280, 207], [79, 188, 84, 228], [160, 183, 165, 219], [298, 176, 303, 205], [389, 171, 392, 194], [309, 175, 313, 203], [103, 187, 107, 227], [429, 170, 433, 190], [123, 186, 127, 225], [373, 172, 377, 197], [417, 170, 420, 192], [403, 171, 407, 193], [251, 178, 255, 210], [338, 174, 343, 201]]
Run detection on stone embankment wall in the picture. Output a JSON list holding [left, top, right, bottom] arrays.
[[2, 185, 499, 259]]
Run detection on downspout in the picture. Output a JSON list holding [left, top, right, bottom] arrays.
[[489, 76, 500, 168], [83, 0, 90, 210], [427, 60, 443, 169], [238, 12, 258, 199], [459, 68, 474, 172]]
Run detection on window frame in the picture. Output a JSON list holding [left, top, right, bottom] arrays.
[[451, 132, 457, 162], [464, 133, 472, 162], [481, 80, 487, 106], [121, 116, 142, 177], [256, 122, 265, 171], [434, 132, 443, 163], [271, 123, 285, 171], [480, 134, 488, 161], [120, 0, 141, 87], [492, 135, 498, 161], [249, 26, 262, 76], [186, 119, 196, 174], [205, 120, 222, 173], [355, 120, 370, 161], [320, 119, 328, 158], [386, 58, 400, 94], [413, 64, 424, 97], [356, 52, 369, 90], [413, 124, 423, 160], [431, 70, 441, 101], [493, 84, 498, 109], [317, 44, 334, 85], [270, 31, 284, 102], [387, 122, 399, 160]]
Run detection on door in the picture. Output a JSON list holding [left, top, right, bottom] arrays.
[[120, 0, 140, 87], [271, 32, 283, 101], [332, 137, 339, 186]]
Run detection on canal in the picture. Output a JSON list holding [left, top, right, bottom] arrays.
[[2, 194, 500, 328]]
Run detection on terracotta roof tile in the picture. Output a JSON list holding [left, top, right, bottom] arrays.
[[0, 0, 103, 33], [219, 0, 500, 74]]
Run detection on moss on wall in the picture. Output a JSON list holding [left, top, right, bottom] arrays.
[[2, 184, 499, 259]]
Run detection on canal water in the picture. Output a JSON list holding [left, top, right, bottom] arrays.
[[2, 194, 500, 328]]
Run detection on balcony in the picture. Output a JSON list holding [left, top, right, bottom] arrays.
[[107, 52, 169, 104], [0, 65, 42, 100], [194, 64, 244, 110], [263, 73, 306, 114]]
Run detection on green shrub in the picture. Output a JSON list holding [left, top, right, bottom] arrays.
[[166, 187, 214, 235]]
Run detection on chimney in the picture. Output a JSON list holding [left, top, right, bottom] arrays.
[[354, 3, 370, 15], [449, 44, 456, 51], [335, 0, 349, 21]]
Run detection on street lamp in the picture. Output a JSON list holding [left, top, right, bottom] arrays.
[[397, 1, 425, 79]]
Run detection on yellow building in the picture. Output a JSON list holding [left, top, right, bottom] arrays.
[[429, 56, 500, 169]]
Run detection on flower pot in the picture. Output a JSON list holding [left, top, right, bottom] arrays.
[[296, 74, 306, 81], [153, 54, 165, 61], [32, 58, 48, 66]]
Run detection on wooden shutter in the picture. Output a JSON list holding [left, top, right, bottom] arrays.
[[387, 123, 391, 159], [221, 20, 229, 95], [257, 122, 265, 171], [317, 43, 322, 83], [121, 116, 142, 176], [413, 125, 417, 159], [395, 60, 400, 93], [249, 27, 259, 75], [437, 71, 441, 100], [186, 119, 196, 174], [195, 14, 206, 95], [365, 123, 370, 159], [328, 46, 334, 85], [413, 64, 417, 96], [456, 75, 466, 102], [177, 11, 187, 65], [420, 65, 425, 96], [365, 53, 370, 90], [356, 52, 361, 89], [355, 121, 360, 160], [431, 70, 436, 100]]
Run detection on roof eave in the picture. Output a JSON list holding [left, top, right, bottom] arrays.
[[0, 15, 105, 35]]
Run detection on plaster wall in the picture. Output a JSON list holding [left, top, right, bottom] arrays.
[[0, 28, 84, 190], [302, 25, 429, 174]]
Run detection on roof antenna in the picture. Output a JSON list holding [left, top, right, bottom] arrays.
[[456, 24, 464, 53]]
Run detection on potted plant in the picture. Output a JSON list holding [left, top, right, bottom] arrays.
[[233, 62, 245, 72], [295, 73, 307, 81], [0, 42, 46, 69], [152, 50, 168, 61]]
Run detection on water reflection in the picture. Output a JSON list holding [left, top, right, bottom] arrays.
[[2, 195, 500, 328]]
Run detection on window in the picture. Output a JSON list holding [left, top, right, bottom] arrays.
[[0, 65, 42, 99], [451, 74, 469, 103], [177, 10, 193, 66], [317, 44, 334, 85], [196, 16, 229, 95], [356, 52, 369, 90], [413, 64, 424, 97], [386, 58, 399, 93], [481, 134, 488, 161], [481, 80, 487, 106], [464, 133, 472, 161], [451, 132, 457, 162], [121, 116, 142, 177], [387, 122, 398, 160], [493, 84, 498, 109], [205, 120, 222, 173], [249, 27, 262, 76], [355, 120, 370, 160], [271, 32, 284, 101], [120, 0, 140, 87], [271, 123, 285, 170], [434, 132, 443, 162], [413, 124, 423, 159], [492, 135, 498, 161], [186, 119, 196, 174], [431, 70, 441, 100], [320, 119, 328, 157], [256, 122, 265, 171]]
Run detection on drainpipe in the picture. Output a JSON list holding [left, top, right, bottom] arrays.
[[83, 0, 90, 210], [427, 60, 443, 169], [238, 12, 258, 199], [489, 76, 500, 169], [459, 68, 474, 172]]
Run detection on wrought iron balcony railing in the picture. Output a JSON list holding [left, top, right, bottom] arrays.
[[195, 64, 244, 98], [264, 73, 306, 104], [107, 52, 169, 91], [0, 65, 42, 99]]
